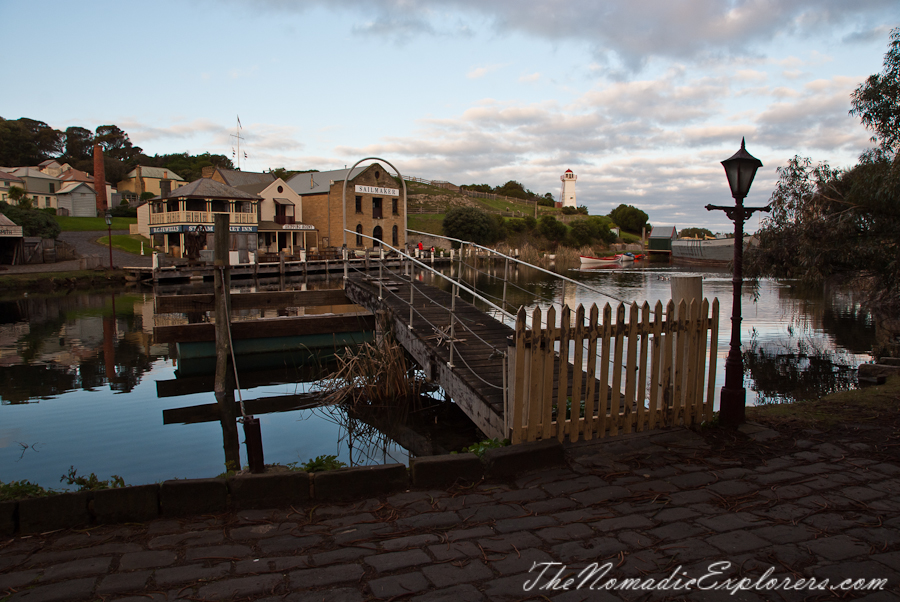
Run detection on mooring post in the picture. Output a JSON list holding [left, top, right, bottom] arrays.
[[213, 214, 241, 472], [342, 246, 348, 280]]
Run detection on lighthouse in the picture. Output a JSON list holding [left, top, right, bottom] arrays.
[[560, 169, 577, 208]]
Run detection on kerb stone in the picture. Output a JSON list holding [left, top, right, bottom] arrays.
[[313, 464, 407, 501], [93, 484, 159, 524], [483, 439, 565, 479], [410, 453, 483, 488], [159, 478, 227, 516], [228, 471, 311, 509], [18, 492, 91, 534]]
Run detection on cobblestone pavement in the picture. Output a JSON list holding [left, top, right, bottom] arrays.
[[3, 427, 900, 601]]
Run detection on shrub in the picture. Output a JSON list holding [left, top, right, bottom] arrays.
[[0, 202, 62, 239]]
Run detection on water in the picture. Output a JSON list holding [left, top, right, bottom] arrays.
[[0, 263, 876, 489]]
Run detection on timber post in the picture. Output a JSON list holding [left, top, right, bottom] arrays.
[[213, 214, 241, 471]]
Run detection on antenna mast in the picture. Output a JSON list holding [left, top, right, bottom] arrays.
[[230, 116, 245, 170]]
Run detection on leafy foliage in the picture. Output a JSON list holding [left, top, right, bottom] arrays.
[[457, 438, 510, 458], [61, 466, 127, 491], [850, 27, 900, 155], [0, 480, 55, 501], [289, 455, 348, 472], [0, 202, 62, 238], [537, 215, 567, 242], [568, 217, 616, 246], [679, 227, 714, 239], [442, 207, 503, 246], [609, 204, 649, 233]]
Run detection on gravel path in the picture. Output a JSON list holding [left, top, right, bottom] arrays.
[[60, 230, 152, 268]]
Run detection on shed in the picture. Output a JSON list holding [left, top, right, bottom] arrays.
[[0, 213, 24, 264], [648, 225, 677, 253], [56, 182, 97, 217]]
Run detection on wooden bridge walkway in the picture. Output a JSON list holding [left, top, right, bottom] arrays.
[[344, 272, 511, 439]]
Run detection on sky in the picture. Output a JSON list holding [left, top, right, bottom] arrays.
[[2, 0, 898, 232]]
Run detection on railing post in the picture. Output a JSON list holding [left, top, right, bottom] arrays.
[[342, 247, 348, 280], [409, 277, 414, 329], [448, 284, 457, 368], [502, 256, 509, 312]]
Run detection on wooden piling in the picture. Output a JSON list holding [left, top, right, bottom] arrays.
[[213, 214, 241, 471]]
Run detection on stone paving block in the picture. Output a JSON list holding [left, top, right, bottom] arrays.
[[657, 537, 721, 563], [664, 471, 716, 488], [365, 549, 431, 572], [872, 551, 900, 572], [332, 522, 393, 545], [428, 541, 481, 561], [92, 484, 159, 524], [5, 577, 96, 601], [283, 588, 365, 602], [494, 488, 549, 503], [313, 463, 407, 501], [395, 510, 461, 530], [27, 542, 142, 566], [706, 480, 757, 497], [154, 562, 231, 587], [810, 560, 900, 590], [483, 438, 565, 479], [666, 489, 716, 505], [235, 555, 309, 574], [535, 522, 593, 543], [159, 478, 227, 517], [96, 570, 152, 595], [255, 533, 320, 554], [409, 583, 485, 601], [228, 471, 311, 509], [367, 571, 429, 598], [310, 547, 376, 566], [802, 535, 871, 561], [627, 479, 679, 493], [0, 569, 41, 591], [552, 536, 627, 562], [651, 507, 699, 523], [478, 531, 542, 553], [696, 512, 763, 533], [842, 485, 888, 502], [570, 486, 631, 505], [446, 525, 494, 541], [42, 557, 111, 581], [410, 453, 483, 488], [321, 512, 376, 528], [494, 515, 558, 533], [423, 559, 493, 587], [646, 522, 706, 542], [119, 550, 177, 570], [288, 564, 365, 588], [705, 530, 770, 554], [458, 504, 522, 523], [381, 533, 441, 551], [541, 475, 607, 496], [814, 442, 847, 457], [527, 498, 578, 514], [490, 548, 553, 576], [802, 512, 860, 532], [184, 544, 252, 561], [197, 574, 284, 599], [751, 524, 816, 545], [552, 507, 611, 524], [229, 521, 295, 541], [590, 514, 654, 532], [617, 530, 656, 549], [17, 492, 91, 534], [482, 573, 537, 599], [847, 527, 900, 547]]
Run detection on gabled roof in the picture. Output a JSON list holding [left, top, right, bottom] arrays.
[[57, 182, 95, 195], [8, 167, 61, 181], [0, 170, 24, 183], [124, 166, 185, 181], [286, 167, 368, 195], [234, 181, 271, 195], [39, 159, 62, 168], [649, 226, 678, 239], [215, 168, 275, 188], [59, 167, 100, 184], [0, 213, 19, 227], [158, 178, 261, 200]]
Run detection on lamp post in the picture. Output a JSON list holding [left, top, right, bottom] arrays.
[[705, 138, 769, 426], [105, 210, 114, 269]]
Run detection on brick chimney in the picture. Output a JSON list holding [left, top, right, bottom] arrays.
[[93, 144, 107, 212], [201, 166, 215, 178]]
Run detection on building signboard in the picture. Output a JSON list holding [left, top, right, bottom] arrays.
[[150, 225, 183, 234], [150, 225, 258, 234], [355, 185, 399, 197], [282, 224, 315, 230], [0, 226, 23, 237]]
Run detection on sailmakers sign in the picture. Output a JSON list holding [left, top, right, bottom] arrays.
[[355, 185, 399, 197]]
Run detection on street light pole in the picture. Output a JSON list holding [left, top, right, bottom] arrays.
[[105, 210, 114, 269], [706, 138, 769, 426]]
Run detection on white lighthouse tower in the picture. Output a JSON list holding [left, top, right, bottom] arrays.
[[560, 169, 577, 208]]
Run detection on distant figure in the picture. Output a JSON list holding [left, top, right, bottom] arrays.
[[418, 242, 424, 251], [430, 246, 435, 254]]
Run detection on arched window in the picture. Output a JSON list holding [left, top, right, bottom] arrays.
[[373, 226, 383, 247], [392, 225, 398, 247], [355, 224, 363, 246]]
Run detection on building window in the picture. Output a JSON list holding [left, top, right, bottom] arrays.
[[372, 197, 383, 219], [356, 224, 363, 246], [392, 225, 398, 246], [45, 197, 51, 207], [392, 198, 398, 215], [373, 225, 383, 246], [48, 183, 55, 193], [355, 196, 362, 214]]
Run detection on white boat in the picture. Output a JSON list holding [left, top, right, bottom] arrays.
[[671, 236, 756, 264], [580, 254, 623, 267]]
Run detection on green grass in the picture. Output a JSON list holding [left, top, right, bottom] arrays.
[[54, 215, 136, 231], [97, 234, 152, 255], [408, 214, 445, 235]]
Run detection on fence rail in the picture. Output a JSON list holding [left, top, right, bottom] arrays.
[[507, 298, 719, 444]]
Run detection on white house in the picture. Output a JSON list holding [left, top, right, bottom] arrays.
[[56, 182, 97, 217]]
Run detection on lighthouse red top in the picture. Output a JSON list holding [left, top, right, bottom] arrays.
[[565, 169, 573, 173]]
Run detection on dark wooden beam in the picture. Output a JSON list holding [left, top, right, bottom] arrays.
[[156, 290, 353, 313], [154, 313, 375, 344]]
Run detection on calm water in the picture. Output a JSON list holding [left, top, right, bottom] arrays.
[[0, 263, 876, 489]]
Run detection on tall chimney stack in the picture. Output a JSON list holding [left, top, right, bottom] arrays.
[[93, 144, 108, 212]]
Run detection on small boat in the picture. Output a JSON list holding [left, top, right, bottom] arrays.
[[580, 254, 623, 267]]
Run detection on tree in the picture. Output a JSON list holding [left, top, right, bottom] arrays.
[[609, 204, 649, 233], [679, 227, 713, 239], [63, 126, 94, 161], [94, 125, 142, 162], [0, 202, 61, 238], [850, 27, 900, 156], [442, 207, 502, 246], [8, 186, 32, 209], [537, 216, 567, 242]]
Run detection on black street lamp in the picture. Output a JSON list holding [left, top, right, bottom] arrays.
[[706, 138, 769, 426], [105, 210, 114, 269]]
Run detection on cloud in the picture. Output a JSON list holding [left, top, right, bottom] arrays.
[[519, 72, 541, 83], [467, 64, 506, 79]]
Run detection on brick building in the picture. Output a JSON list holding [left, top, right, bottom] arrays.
[[285, 163, 406, 251]]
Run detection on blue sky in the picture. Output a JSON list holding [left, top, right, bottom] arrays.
[[2, 0, 897, 232]]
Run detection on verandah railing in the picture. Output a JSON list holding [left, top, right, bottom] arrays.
[[506, 298, 719, 444]]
